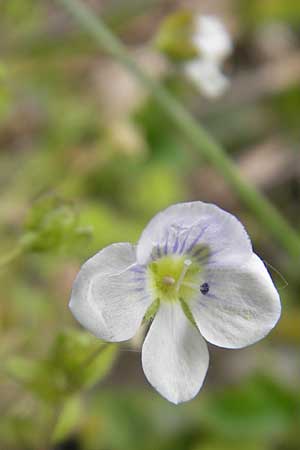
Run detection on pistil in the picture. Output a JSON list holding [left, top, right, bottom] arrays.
[[162, 276, 176, 286], [148, 255, 202, 303]]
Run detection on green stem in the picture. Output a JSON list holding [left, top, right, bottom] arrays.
[[57, 0, 300, 259]]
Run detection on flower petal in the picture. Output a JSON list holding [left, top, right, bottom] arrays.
[[137, 202, 252, 266], [69, 243, 151, 342], [193, 15, 232, 63], [190, 254, 281, 348], [142, 302, 209, 404], [184, 59, 229, 98]]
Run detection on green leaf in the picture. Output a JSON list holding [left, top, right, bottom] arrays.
[[5, 356, 41, 385], [5, 330, 118, 403], [48, 329, 118, 393], [202, 374, 300, 439], [81, 343, 118, 390], [5, 356, 65, 403], [0, 414, 39, 449], [52, 396, 82, 444]]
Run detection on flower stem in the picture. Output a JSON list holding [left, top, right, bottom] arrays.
[[57, 0, 300, 259]]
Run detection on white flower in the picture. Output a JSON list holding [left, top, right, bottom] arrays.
[[184, 59, 229, 99], [192, 15, 232, 64], [70, 202, 281, 404], [184, 15, 232, 98]]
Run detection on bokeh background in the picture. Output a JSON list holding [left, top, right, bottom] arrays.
[[1, 0, 300, 449]]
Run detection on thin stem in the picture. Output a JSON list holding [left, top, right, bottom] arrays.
[[57, 0, 300, 259]]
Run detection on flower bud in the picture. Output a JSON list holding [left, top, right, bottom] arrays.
[[20, 195, 92, 253], [154, 10, 198, 61]]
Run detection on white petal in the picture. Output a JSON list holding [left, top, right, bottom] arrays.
[[142, 302, 209, 404], [193, 15, 232, 63], [137, 201, 252, 266], [69, 243, 152, 342], [184, 59, 229, 98], [190, 254, 281, 348]]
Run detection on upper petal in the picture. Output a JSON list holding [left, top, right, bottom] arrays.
[[190, 254, 281, 349], [142, 302, 209, 404], [193, 15, 232, 63], [69, 243, 152, 342], [137, 202, 252, 266]]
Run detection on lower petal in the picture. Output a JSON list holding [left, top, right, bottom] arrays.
[[69, 243, 152, 342], [190, 254, 281, 349], [185, 59, 229, 98], [142, 302, 209, 404]]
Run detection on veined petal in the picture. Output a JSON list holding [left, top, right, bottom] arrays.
[[69, 243, 151, 342], [137, 202, 252, 267], [190, 254, 281, 349], [142, 302, 209, 404]]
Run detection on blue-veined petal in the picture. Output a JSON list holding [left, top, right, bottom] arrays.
[[190, 254, 281, 348], [142, 301, 209, 404], [137, 202, 252, 266], [69, 243, 151, 342]]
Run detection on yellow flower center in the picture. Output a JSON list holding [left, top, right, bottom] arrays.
[[148, 255, 202, 302]]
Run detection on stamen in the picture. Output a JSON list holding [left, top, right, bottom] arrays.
[[175, 259, 192, 292]]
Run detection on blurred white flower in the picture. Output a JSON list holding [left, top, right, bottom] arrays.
[[184, 59, 229, 99], [184, 15, 233, 98], [192, 15, 232, 63], [69, 202, 281, 404]]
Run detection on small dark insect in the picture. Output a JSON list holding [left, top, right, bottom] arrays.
[[200, 282, 209, 295]]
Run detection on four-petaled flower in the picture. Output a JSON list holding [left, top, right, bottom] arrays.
[[70, 202, 281, 404]]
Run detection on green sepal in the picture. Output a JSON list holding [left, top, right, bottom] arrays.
[[154, 10, 199, 62], [179, 297, 197, 328], [143, 298, 160, 324]]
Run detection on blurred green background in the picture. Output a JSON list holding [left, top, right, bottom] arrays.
[[1, 0, 300, 449]]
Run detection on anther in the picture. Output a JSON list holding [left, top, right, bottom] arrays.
[[200, 282, 209, 295]]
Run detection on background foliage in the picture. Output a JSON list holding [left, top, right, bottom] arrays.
[[1, 0, 300, 449]]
